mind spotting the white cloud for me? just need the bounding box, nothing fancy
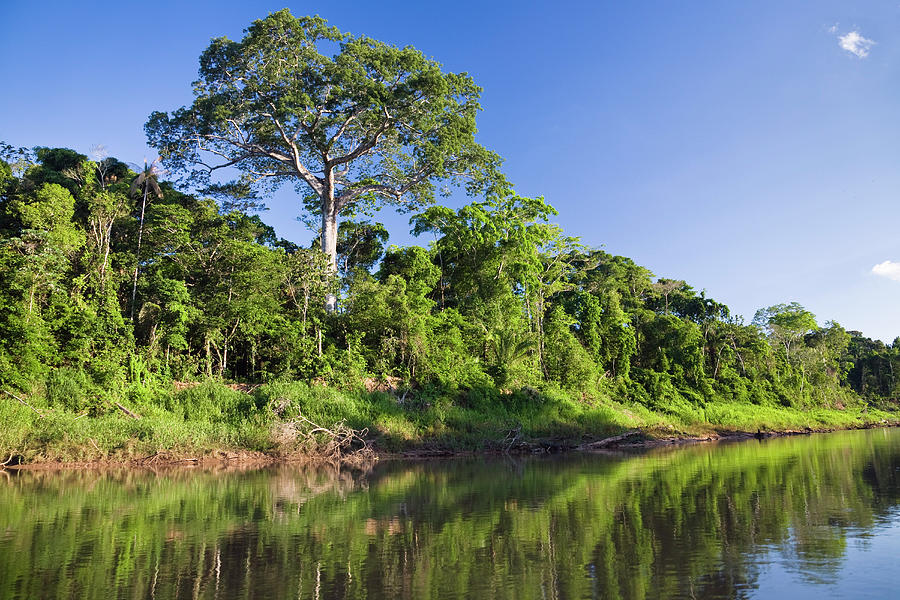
[828,23,838,34]
[872,260,900,281]
[838,30,875,58]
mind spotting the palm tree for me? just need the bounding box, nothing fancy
[129,159,164,320]
[487,327,537,387]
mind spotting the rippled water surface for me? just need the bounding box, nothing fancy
[3,428,900,599]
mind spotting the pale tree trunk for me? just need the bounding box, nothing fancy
[321,211,338,309]
[130,184,149,321]
[91,217,115,292]
[100,223,112,290]
[320,177,339,312]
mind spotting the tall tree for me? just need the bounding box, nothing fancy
[129,159,163,320]
[651,278,685,315]
[146,9,503,311]
[753,302,818,362]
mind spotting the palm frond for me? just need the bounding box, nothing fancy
[147,177,163,198]
[129,158,166,199]
[130,173,145,196]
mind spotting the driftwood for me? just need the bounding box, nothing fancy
[503,423,523,453]
[135,452,199,465]
[115,402,141,419]
[2,389,43,417]
[577,430,641,450]
[273,413,376,466]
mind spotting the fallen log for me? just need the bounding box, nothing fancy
[578,430,641,450]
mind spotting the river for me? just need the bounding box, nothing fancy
[2,428,899,599]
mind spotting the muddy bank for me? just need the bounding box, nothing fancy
[386,420,900,459]
[6,420,899,470]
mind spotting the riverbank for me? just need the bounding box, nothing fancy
[6,422,899,471]
[3,379,898,467]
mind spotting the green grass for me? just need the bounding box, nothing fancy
[1,379,898,464]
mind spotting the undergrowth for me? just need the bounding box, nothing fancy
[1,378,898,464]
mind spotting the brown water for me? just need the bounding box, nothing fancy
[2,428,900,599]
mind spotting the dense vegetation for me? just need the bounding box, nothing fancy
[0,140,897,462]
[1,11,898,462]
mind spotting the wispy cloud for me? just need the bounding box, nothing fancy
[872,260,900,281]
[838,30,875,58]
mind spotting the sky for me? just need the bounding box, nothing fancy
[2,0,900,341]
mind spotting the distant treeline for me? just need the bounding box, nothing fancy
[0,143,897,415]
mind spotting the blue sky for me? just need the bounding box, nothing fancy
[2,1,899,341]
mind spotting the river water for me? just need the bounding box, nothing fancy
[2,428,900,599]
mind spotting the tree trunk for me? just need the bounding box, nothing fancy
[320,192,339,313]
[130,185,149,321]
[221,339,228,378]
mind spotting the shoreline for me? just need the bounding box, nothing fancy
[6,420,898,471]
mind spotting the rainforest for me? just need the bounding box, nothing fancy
[1,139,898,463]
[1,11,899,464]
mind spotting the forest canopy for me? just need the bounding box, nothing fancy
[1,140,896,416]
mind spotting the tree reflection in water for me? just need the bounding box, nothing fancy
[1,428,899,599]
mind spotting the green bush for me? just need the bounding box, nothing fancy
[44,367,98,413]
[165,382,263,424]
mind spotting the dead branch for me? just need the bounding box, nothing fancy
[273,413,377,466]
[136,452,161,465]
[115,402,141,419]
[503,422,523,454]
[2,389,43,417]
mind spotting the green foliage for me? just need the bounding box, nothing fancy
[1,139,896,460]
[44,367,98,413]
[163,382,264,425]
[542,304,598,391]
[336,219,389,275]
[1,14,898,460]
[146,9,504,289]
[573,290,635,378]
[753,302,818,360]
[843,331,900,404]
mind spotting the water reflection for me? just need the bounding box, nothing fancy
[2,429,899,599]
